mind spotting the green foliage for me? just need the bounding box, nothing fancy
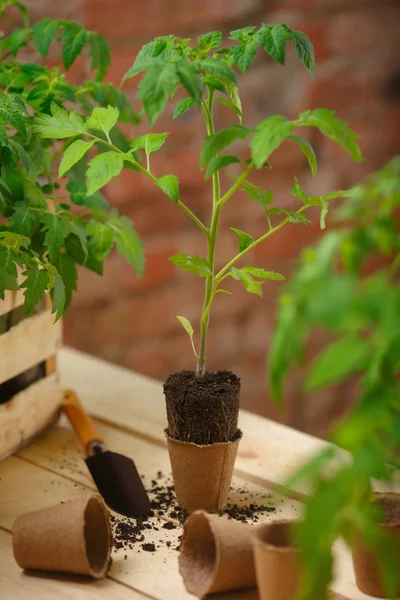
[251,116,293,168]
[155,175,180,203]
[269,157,400,597]
[200,126,250,169]
[0,1,143,318]
[169,254,211,276]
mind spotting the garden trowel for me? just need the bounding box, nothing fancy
[62,389,150,518]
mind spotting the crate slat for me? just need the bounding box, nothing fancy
[0,309,61,385]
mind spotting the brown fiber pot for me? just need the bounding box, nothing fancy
[351,492,400,597]
[253,520,301,600]
[166,431,242,513]
[179,510,257,596]
[12,493,112,578]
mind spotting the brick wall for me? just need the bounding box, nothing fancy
[29,0,400,436]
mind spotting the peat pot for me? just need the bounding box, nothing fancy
[352,492,400,597]
[0,291,62,461]
[164,370,242,513]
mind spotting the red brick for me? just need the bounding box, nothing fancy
[328,8,400,54]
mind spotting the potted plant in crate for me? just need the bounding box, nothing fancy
[0,1,143,459]
[35,24,362,512]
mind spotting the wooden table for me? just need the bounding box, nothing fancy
[0,347,375,599]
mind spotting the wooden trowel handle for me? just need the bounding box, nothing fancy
[62,389,104,456]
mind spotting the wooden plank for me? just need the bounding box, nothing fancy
[0,289,24,318]
[0,529,142,600]
[0,373,61,461]
[0,309,62,385]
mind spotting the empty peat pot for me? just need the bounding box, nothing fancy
[351,492,400,597]
[12,492,112,578]
[164,370,242,513]
[253,520,301,600]
[179,510,257,596]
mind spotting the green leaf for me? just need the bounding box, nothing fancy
[216,97,242,121]
[176,315,197,357]
[155,174,179,203]
[320,199,329,230]
[290,30,315,77]
[291,177,308,203]
[0,102,26,138]
[21,265,49,315]
[200,125,250,169]
[198,31,222,52]
[86,152,124,196]
[229,26,256,43]
[130,133,169,154]
[169,253,211,276]
[256,24,288,65]
[9,203,39,236]
[173,97,195,119]
[3,27,32,54]
[112,215,144,277]
[205,155,240,180]
[225,80,243,122]
[86,220,114,261]
[33,102,86,139]
[269,208,310,224]
[231,228,253,252]
[289,135,317,177]
[235,178,274,205]
[51,273,65,321]
[89,33,111,81]
[242,266,286,280]
[0,268,19,299]
[59,253,77,311]
[0,246,18,277]
[60,22,87,70]
[298,109,362,162]
[231,40,258,72]
[41,213,65,263]
[33,18,59,57]
[59,140,95,177]
[177,61,202,105]
[198,58,237,83]
[138,63,178,125]
[306,335,369,390]
[203,75,227,93]
[86,105,119,135]
[251,115,293,168]
[230,266,263,296]
[68,221,88,258]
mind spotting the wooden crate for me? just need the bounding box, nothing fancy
[0,288,62,461]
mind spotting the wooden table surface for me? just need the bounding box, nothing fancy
[0,347,382,599]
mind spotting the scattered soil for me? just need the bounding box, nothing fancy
[164,370,240,444]
[111,471,281,556]
[375,493,400,526]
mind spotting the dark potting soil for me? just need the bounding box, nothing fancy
[110,471,281,556]
[376,494,400,525]
[164,370,240,444]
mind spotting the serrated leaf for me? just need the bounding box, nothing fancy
[130,133,168,154]
[86,220,114,261]
[242,266,285,280]
[198,31,222,52]
[3,27,32,55]
[216,97,242,121]
[173,97,195,119]
[60,23,87,70]
[21,265,49,315]
[200,125,250,169]
[59,140,95,177]
[86,152,124,196]
[203,75,227,93]
[290,30,315,77]
[0,102,26,138]
[289,135,317,177]
[33,18,59,57]
[155,175,179,203]
[89,33,111,81]
[234,178,274,205]
[59,253,77,311]
[138,63,178,125]
[169,254,211,276]
[231,40,258,72]
[198,58,237,83]
[225,80,243,121]
[0,246,18,277]
[51,272,65,321]
[9,203,39,236]
[298,108,362,162]
[256,24,288,65]
[230,266,263,296]
[33,102,86,139]
[0,268,19,299]
[231,228,253,252]
[205,155,240,180]
[41,213,65,263]
[9,139,35,178]
[86,105,119,135]
[291,177,308,203]
[269,208,310,224]
[177,61,202,105]
[112,214,144,277]
[68,220,88,258]
[306,335,369,390]
[251,115,293,168]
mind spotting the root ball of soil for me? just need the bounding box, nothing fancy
[164,370,240,445]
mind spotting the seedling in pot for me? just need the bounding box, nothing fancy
[40,24,362,511]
